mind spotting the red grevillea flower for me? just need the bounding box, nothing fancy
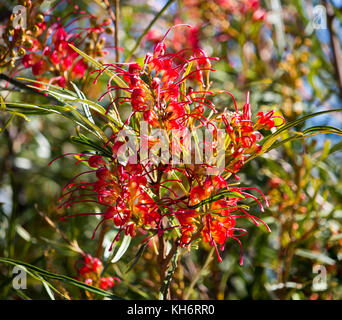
[22,24,88,87]
[75,254,120,290]
[53,154,160,251]
[19,4,111,88]
[51,24,283,265]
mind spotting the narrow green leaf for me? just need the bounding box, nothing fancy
[188,190,245,209]
[68,44,128,89]
[247,108,342,162]
[295,249,335,265]
[158,246,179,300]
[125,238,152,273]
[0,114,15,134]
[17,77,77,97]
[0,96,6,111]
[111,234,132,263]
[41,277,56,300]
[268,125,342,151]
[70,81,95,124]
[71,135,112,158]
[0,257,123,299]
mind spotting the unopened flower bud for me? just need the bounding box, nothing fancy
[105,27,113,34]
[31,25,40,36]
[103,18,111,26]
[36,14,44,23]
[24,39,33,48]
[18,47,26,56]
[7,28,14,36]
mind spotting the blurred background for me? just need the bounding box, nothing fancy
[0,0,342,299]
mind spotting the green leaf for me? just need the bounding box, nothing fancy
[0,96,6,111]
[70,81,95,124]
[0,257,123,299]
[0,113,15,134]
[268,125,342,151]
[71,134,112,158]
[68,44,127,89]
[111,234,132,263]
[14,290,32,300]
[329,139,342,155]
[188,189,245,210]
[17,77,77,97]
[40,276,56,300]
[158,246,179,300]
[125,238,152,273]
[247,108,342,162]
[295,249,335,265]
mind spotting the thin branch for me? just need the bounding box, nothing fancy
[34,204,85,256]
[114,0,120,64]
[325,0,342,99]
[102,0,116,25]
[126,0,176,61]
[184,247,214,300]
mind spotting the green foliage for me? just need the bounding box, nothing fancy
[1,0,342,301]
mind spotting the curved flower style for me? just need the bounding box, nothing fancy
[52,25,283,265]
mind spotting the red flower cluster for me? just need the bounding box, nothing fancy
[176,175,271,263]
[218,0,267,21]
[52,25,283,265]
[57,155,160,250]
[221,92,284,173]
[18,4,111,88]
[23,25,87,87]
[75,254,120,290]
[97,24,217,132]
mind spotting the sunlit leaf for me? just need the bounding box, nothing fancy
[111,234,132,263]
[0,257,123,299]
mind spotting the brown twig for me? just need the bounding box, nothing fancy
[184,247,214,300]
[114,0,120,64]
[102,0,116,25]
[325,0,342,99]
